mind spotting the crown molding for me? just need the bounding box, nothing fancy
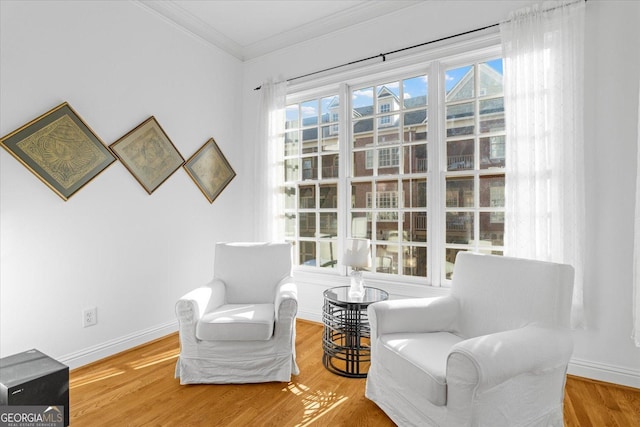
[135,0,245,59]
[134,0,422,61]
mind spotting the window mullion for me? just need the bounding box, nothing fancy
[339,83,351,270]
[430,61,443,286]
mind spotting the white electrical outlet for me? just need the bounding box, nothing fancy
[83,307,97,328]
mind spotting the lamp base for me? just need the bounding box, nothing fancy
[348,270,365,299]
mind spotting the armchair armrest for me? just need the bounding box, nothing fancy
[274,277,298,322]
[448,325,574,390]
[175,279,226,324]
[368,296,459,339]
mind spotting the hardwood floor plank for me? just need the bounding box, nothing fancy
[69,320,640,426]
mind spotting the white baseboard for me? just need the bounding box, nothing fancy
[59,320,178,370]
[298,310,322,324]
[58,317,640,391]
[301,311,640,389]
[568,357,640,389]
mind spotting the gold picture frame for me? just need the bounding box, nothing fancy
[110,116,184,195]
[0,102,116,201]
[184,138,236,204]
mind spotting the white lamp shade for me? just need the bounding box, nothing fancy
[343,238,372,268]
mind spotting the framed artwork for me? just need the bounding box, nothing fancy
[184,138,236,204]
[0,102,116,201]
[110,116,184,195]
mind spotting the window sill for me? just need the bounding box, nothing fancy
[292,268,450,299]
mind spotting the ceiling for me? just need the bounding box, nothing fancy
[137,0,422,61]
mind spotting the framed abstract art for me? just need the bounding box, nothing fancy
[183,138,235,203]
[0,102,116,201]
[110,116,184,195]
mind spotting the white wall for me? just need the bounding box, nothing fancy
[0,0,248,367]
[242,0,640,387]
[2,0,639,389]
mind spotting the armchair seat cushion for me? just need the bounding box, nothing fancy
[196,303,275,341]
[379,331,464,406]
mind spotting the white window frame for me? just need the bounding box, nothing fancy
[283,36,503,289]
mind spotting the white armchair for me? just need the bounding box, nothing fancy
[365,252,574,426]
[175,242,299,384]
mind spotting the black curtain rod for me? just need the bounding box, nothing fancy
[254,0,585,91]
[253,22,497,91]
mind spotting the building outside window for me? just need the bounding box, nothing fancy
[283,46,505,286]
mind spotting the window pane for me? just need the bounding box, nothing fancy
[300,241,316,266]
[403,75,428,108]
[378,82,400,112]
[446,212,473,244]
[479,98,505,133]
[299,213,316,237]
[301,157,317,180]
[376,212,398,240]
[378,115,400,143]
[321,125,338,152]
[375,250,394,274]
[319,240,337,268]
[321,154,339,179]
[285,159,298,181]
[446,65,474,101]
[405,246,427,277]
[376,244,398,274]
[479,175,505,208]
[351,212,370,239]
[285,213,296,237]
[301,100,318,125]
[479,212,504,247]
[447,139,474,171]
[320,212,337,237]
[404,144,428,173]
[402,212,427,242]
[402,178,427,208]
[302,127,318,153]
[353,118,374,148]
[479,59,503,97]
[351,181,371,209]
[285,131,299,156]
[377,147,400,174]
[480,136,505,169]
[446,102,475,136]
[319,184,337,209]
[299,185,315,209]
[284,186,296,209]
[446,177,474,208]
[353,87,374,116]
[404,109,427,139]
[321,95,339,123]
[376,181,399,208]
[286,105,299,129]
[352,150,373,177]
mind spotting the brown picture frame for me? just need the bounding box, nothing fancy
[0,102,116,201]
[110,116,184,195]
[183,138,236,204]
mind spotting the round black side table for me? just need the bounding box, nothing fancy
[322,286,389,378]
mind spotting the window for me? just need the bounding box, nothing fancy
[284,95,340,268]
[283,47,505,286]
[444,59,506,279]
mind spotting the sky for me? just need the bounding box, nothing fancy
[286,58,503,123]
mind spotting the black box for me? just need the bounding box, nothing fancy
[0,349,69,426]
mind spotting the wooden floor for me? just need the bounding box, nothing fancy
[70,320,640,426]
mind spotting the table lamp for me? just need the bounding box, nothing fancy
[344,238,371,299]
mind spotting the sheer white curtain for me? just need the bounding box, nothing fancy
[254,80,287,242]
[634,84,640,346]
[500,0,585,327]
